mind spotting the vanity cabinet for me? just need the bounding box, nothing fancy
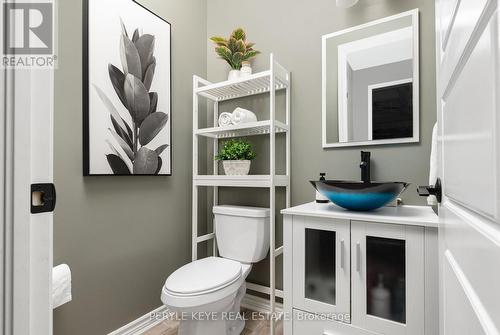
[350,221,424,335]
[282,203,438,335]
[292,216,350,319]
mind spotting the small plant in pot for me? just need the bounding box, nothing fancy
[210,28,260,81]
[215,139,257,175]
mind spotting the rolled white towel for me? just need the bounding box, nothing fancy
[218,112,233,127]
[52,264,72,309]
[231,107,257,124]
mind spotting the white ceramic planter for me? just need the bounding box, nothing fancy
[228,69,241,81]
[222,160,251,175]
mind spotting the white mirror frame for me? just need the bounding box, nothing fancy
[321,9,420,148]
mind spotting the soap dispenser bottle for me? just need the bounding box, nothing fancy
[371,273,391,319]
[316,173,329,203]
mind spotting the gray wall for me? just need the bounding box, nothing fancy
[207,0,436,207]
[207,0,436,286]
[53,1,206,334]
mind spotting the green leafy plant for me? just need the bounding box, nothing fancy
[93,19,169,175]
[215,139,257,161]
[210,28,260,70]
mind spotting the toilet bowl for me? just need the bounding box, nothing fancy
[161,257,252,335]
[161,205,270,335]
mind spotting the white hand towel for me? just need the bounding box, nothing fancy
[428,123,438,206]
[52,264,72,309]
[231,107,257,125]
[218,112,233,127]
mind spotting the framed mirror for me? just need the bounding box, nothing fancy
[322,9,419,148]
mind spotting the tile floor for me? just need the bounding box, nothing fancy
[144,309,283,335]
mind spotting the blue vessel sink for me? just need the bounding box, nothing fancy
[310,180,409,211]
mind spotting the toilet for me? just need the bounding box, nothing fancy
[161,205,270,335]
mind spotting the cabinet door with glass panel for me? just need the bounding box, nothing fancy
[351,221,424,335]
[292,216,350,321]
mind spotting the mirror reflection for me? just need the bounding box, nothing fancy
[322,11,419,147]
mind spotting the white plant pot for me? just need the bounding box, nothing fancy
[228,69,241,81]
[222,160,251,176]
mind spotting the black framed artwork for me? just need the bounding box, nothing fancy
[83,0,172,175]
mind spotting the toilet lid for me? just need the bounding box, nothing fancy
[165,257,242,295]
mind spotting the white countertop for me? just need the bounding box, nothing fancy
[281,202,439,228]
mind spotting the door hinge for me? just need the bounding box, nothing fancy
[31,183,56,214]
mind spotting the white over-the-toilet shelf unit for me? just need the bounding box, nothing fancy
[192,54,290,333]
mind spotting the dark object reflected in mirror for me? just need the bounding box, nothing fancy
[371,81,413,140]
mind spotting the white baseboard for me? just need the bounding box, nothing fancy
[241,293,283,314]
[107,294,281,335]
[107,305,169,335]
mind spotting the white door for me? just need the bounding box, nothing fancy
[0,43,54,335]
[435,0,500,334]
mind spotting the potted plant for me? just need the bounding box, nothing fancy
[215,139,257,175]
[210,28,260,81]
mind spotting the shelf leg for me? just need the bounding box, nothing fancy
[192,185,198,261]
[213,101,219,257]
[270,186,276,335]
[286,82,291,209]
[192,76,199,261]
[269,53,276,335]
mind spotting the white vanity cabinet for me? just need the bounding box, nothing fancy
[282,202,439,335]
[292,216,351,319]
[350,221,425,335]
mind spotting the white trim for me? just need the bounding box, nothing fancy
[337,43,350,142]
[339,28,413,71]
[241,294,283,315]
[444,251,500,335]
[1,56,14,335]
[323,8,419,40]
[323,136,419,148]
[322,35,328,147]
[107,305,169,335]
[322,9,420,148]
[367,78,413,140]
[444,201,500,247]
[3,31,55,335]
[106,296,282,335]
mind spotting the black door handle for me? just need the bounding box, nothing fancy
[417,178,442,203]
[31,183,56,214]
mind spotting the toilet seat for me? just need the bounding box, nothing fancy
[161,257,251,309]
[165,257,242,296]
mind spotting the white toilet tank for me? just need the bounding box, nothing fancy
[213,205,270,263]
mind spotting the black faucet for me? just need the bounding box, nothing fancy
[360,151,371,183]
